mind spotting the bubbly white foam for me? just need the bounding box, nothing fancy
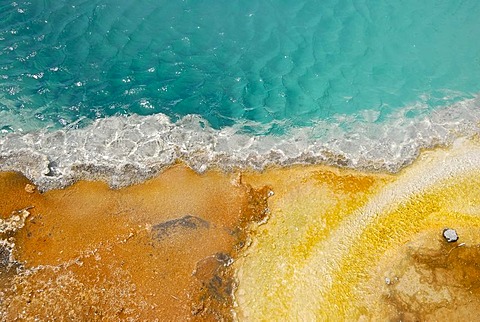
[1,96,480,190]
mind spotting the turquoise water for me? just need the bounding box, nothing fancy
[1,0,480,133]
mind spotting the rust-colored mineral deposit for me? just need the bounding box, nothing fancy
[0,165,270,321]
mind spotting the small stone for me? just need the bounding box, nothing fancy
[442,228,458,243]
[24,184,36,194]
[0,244,11,269]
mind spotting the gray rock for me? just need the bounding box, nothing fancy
[0,244,10,269]
[442,228,459,243]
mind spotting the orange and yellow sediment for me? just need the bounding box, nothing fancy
[2,138,480,320]
[235,137,480,320]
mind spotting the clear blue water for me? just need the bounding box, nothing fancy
[1,0,480,134]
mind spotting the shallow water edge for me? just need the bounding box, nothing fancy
[1,95,480,191]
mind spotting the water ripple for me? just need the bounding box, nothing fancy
[0,0,480,133]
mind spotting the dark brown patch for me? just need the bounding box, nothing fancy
[152,215,210,240]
